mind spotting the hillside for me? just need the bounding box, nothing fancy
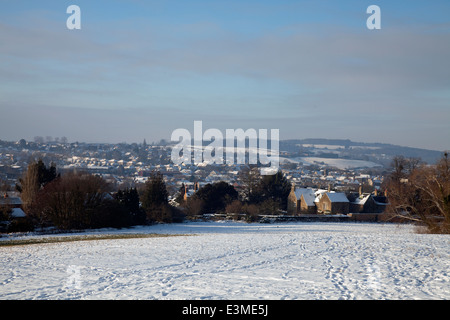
[280,139,444,167]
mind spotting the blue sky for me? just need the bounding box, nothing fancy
[1,0,449,150]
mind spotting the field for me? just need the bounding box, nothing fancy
[282,156,382,169]
[0,221,449,300]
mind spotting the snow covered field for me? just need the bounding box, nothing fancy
[283,156,382,169]
[0,222,449,300]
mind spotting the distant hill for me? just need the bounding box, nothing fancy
[280,139,444,167]
[168,137,444,168]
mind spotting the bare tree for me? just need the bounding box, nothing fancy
[385,153,450,233]
[238,165,261,202]
[34,172,110,230]
[405,157,423,172]
[16,160,58,213]
[34,136,44,144]
[17,162,40,213]
[389,155,422,181]
[0,194,12,222]
[225,200,243,214]
[183,197,204,216]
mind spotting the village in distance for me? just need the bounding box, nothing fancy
[0,136,448,234]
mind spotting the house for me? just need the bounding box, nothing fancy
[287,185,316,215]
[11,208,26,218]
[299,191,317,214]
[348,192,389,213]
[349,193,376,213]
[0,193,26,222]
[372,195,389,213]
[0,192,22,209]
[316,192,349,214]
[287,182,390,216]
[182,182,201,202]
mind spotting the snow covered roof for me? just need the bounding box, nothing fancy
[293,188,314,200]
[0,196,22,206]
[11,208,26,218]
[301,192,316,206]
[352,194,371,205]
[325,192,349,203]
[315,189,328,196]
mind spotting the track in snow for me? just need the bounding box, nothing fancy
[0,222,449,299]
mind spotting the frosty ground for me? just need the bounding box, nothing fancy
[0,221,448,300]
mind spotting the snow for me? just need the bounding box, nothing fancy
[301,190,316,207]
[10,208,26,218]
[283,157,382,169]
[353,194,371,205]
[293,188,314,200]
[325,192,350,203]
[0,222,449,300]
[292,188,316,206]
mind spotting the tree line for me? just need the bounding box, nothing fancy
[2,160,291,232]
[2,160,182,231]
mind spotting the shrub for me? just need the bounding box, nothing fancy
[7,218,34,233]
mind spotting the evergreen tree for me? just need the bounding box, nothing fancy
[174,183,186,205]
[35,159,58,187]
[141,171,172,222]
[250,170,291,211]
[193,181,238,213]
[115,187,140,214]
[142,171,168,210]
[115,187,145,225]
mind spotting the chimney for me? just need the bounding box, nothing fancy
[291,183,296,193]
[359,184,362,196]
[183,185,188,201]
[328,184,331,193]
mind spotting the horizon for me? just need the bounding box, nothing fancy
[1,1,449,151]
[2,135,445,153]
